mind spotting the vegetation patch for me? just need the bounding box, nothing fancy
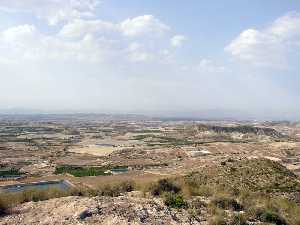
[164,193,187,209]
[229,214,247,225]
[211,196,243,211]
[97,180,135,197]
[255,208,288,225]
[0,168,23,177]
[55,165,112,177]
[149,179,181,196]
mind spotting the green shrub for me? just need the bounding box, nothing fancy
[164,193,187,209]
[254,208,288,225]
[150,179,181,196]
[0,168,23,177]
[211,197,243,211]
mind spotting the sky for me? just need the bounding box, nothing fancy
[0,0,300,119]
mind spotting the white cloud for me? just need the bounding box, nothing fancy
[120,15,170,37]
[2,24,37,42]
[126,42,154,63]
[0,24,118,63]
[170,35,187,48]
[0,0,100,25]
[269,12,300,39]
[0,8,187,81]
[55,15,179,63]
[225,12,300,68]
[59,19,116,38]
[59,15,171,40]
[0,21,173,65]
[197,59,226,73]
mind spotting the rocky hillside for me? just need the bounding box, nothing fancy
[0,195,206,225]
[186,158,300,195]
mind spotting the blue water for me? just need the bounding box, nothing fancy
[1,180,72,193]
[110,167,129,173]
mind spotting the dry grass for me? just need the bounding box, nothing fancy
[0,187,78,216]
[96,180,135,197]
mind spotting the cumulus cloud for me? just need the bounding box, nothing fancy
[0,0,100,25]
[59,15,171,40]
[59,19,116,38]
[0,1,177,65]
[170,35,187,48]
[0,12,181,65]
[120,15,170,37]
[269,12,300,39]
[225,12,300,68]
[0,24,118,63]
[0,22,172,65]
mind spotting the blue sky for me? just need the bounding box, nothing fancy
[0,0,299,119]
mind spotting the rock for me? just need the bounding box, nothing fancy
[78,209,93,220]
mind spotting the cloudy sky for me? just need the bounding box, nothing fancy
[0,0,300,119]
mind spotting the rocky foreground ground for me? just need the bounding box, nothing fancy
[0,195,207,225]
[2,158,300,225]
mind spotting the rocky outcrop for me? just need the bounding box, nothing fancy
[0,195,207,225]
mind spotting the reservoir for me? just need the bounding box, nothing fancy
[110,167,129,174]
[0,180,73,193]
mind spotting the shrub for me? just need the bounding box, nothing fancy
[97,180,135,197]
[77,186,98,197]
[254,208,288,225]
[0,168,23,177]
[98,184,120,197]
[164,193,187,209]
[118,180,135,192]
[229,214,248,225]
[211,197,243,211]
[150,179,181,196]
[0,198,9,216]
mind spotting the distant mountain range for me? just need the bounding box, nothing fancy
[0,108,299,122]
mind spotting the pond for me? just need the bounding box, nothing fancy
[110,167,129,174]
[0,180,73,193]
